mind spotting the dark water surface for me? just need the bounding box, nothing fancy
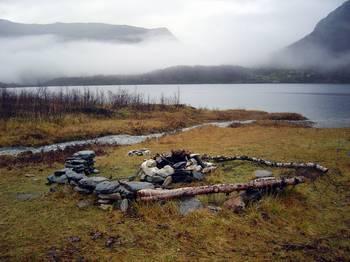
[19,83,350,127]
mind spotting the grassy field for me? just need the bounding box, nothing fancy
[0,125,349,261]
[0,107,305,147]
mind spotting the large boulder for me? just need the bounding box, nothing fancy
[78,177,108,190]
[94,181,120,195]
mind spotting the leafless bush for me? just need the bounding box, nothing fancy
[0,87,182,120]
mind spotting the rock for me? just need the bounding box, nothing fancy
[116,185,134,199]
[119,199,129,213]
[73,150,96,159]
[78,177,108,190]
[54,168,69,177]
[254,170,273,178]
[98,193,122,200]
[179,197,203,215]
[69,180,79,187]
[157,165,175,178]
[77,199,94,209]
[140,159,158,176]
[173,161,187,169]
[92,169,100,174]
[24,174,35,178]
[192,171,204,181]
[65,170,87,182]
[191,154,207,168]
[172,170,195,183]
[223,195,246,213]
[47,174,68,185]
[241,189,263,203]
[202,166,217,174]
[142,175,165,184]
[162,176,173,188]
[97,199,113,204]
[186,164,203,172]
[16,192,41,201]
[74,186,92,195]
[120,181,155,192]
[99,204,113,211]
[128,148,151,156]
[94,181,120,195]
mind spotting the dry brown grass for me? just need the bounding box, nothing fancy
[0,126,349,260]
[0,108,306,147]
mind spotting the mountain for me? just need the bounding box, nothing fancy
[39,65,350,86]
[0,19,175,43]
[277,0,350,69]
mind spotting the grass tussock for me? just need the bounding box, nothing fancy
[0,126,349,260]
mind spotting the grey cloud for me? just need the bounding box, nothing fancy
[0,0,346,82]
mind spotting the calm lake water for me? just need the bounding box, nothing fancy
[22,83,350,128]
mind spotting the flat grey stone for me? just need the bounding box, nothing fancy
[94,181,120,194]
[65,170,87,182]
[47,174,68,184]
[74,186,92,194]
[98,193,122,200]
[16,192,41,201]
[73,150,96,159]
[97,199,113,204]
[179,197,203,215]
[78,177,108,190]
[54,168,70,177]
[143,175,165,184]
[254,170,273,179]
[115,185,134,198]
[120,181,155,192]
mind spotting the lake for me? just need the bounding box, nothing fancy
[21,83,350,128]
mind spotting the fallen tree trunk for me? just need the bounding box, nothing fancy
[138,176,305,202]
[204,155,328,173]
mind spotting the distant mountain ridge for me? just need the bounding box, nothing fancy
[0,19,175,43]
[36,65,350,86]
[278,0,350,68]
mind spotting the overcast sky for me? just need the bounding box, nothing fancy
[0,0,346,82]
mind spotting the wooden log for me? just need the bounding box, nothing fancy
[138,176,305,202]
[205,155,328,173]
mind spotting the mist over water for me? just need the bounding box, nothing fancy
[0,0,346,83]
